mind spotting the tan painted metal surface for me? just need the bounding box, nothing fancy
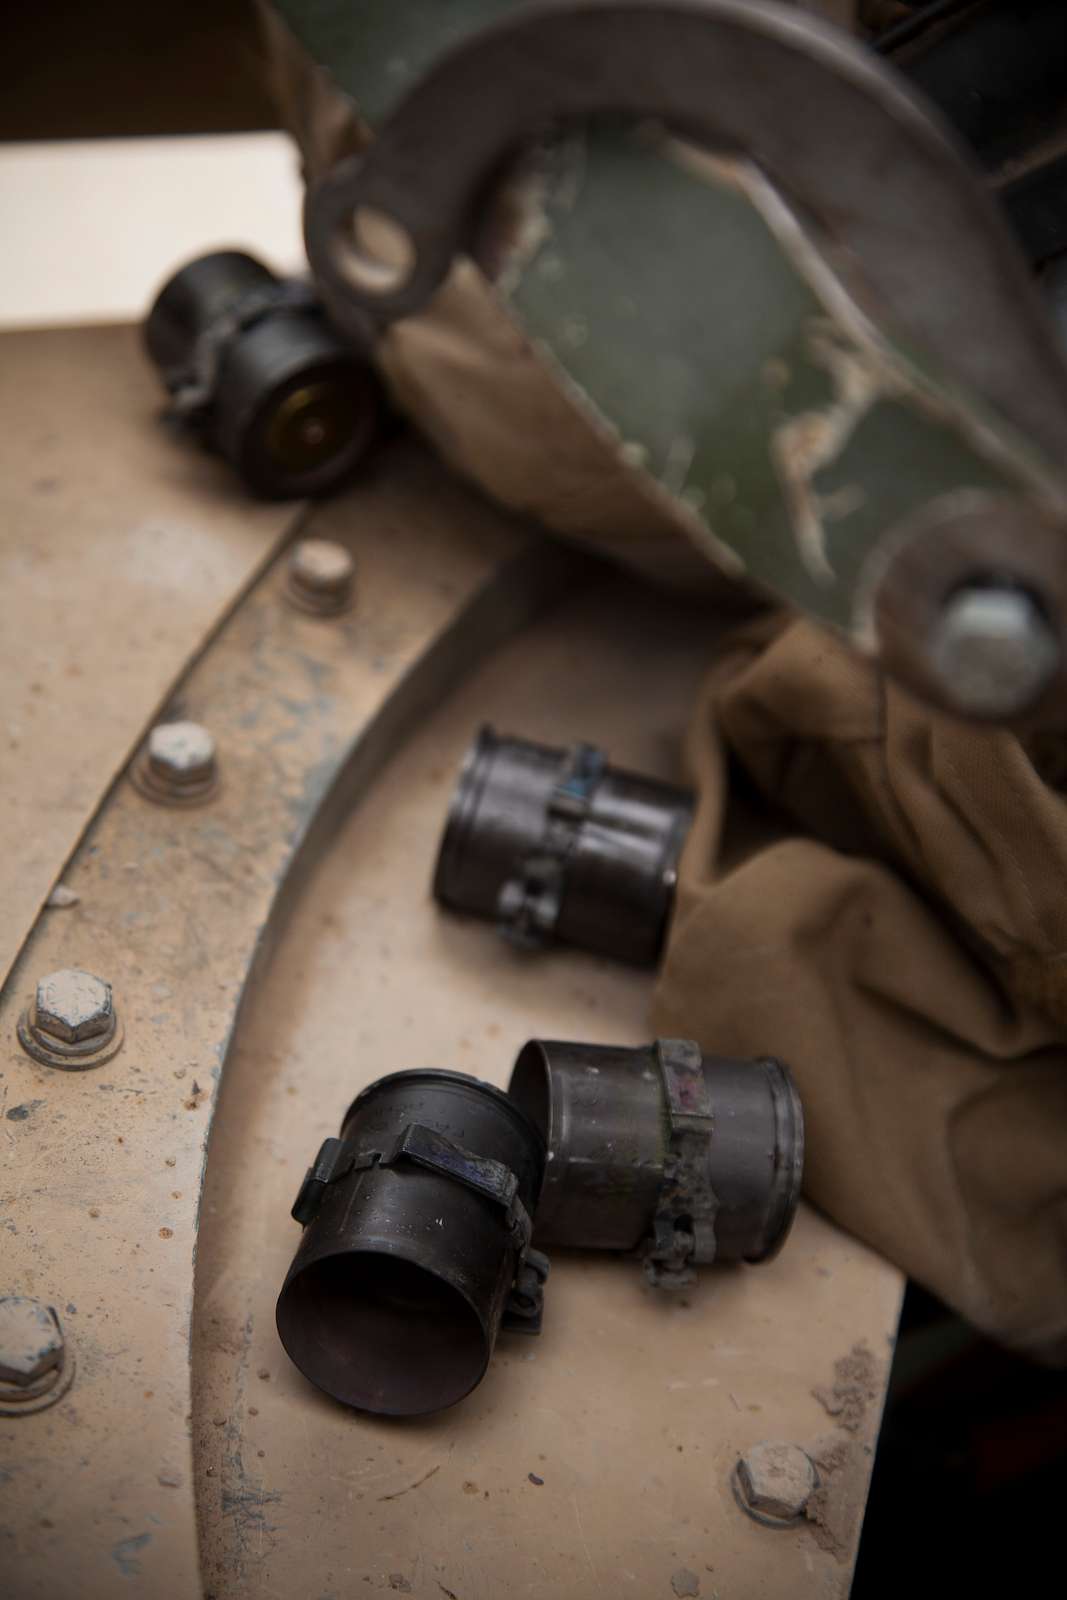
[0,424,573,1597]
[0,324,300,992]
[194,573,902,1600]
[1,325,901,1599]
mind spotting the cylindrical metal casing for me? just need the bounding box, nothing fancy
[210,310,380,497]
[511,1040,666,1251]
[277,1070,544,1417]
[145,249,380,498]
[696,1053,803,1263]
[433,727,693,965]
[509,1040,803,1272]
[144,250,274,378]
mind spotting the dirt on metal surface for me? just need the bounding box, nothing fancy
[812,1342,882,1433]
[0,420,566,1597]
[0,324,298,993]
[805,1436,869,1561]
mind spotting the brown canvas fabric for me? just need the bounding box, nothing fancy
[654,613,1067,1364]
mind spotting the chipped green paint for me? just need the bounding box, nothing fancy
[276,0,1063,631]
[501,128,1044,627]
[273,0,519,124]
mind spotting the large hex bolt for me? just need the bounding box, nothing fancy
[930,585,1060,718]
[0,1297,75,1414]
[36,969,113,1044]
[17,967,123,1069]
[134,720,219,805]
[285,537,355,616]
[733,1441,817,1527]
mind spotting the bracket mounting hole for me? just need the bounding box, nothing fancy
[332,206,416,295]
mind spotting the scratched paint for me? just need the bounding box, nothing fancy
[111,1533,152,1578]
[503,126,1057,633]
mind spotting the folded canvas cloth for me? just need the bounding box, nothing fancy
[654,613,1067,1363]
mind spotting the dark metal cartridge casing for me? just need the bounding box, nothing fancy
[145,249,380,498]
[433,727,693,965]
[277,1070,546,1417]
[509,1039,803,1287]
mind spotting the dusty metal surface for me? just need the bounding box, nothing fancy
[0,324,299,994]
[193,571,902,1599]
[0,313,900,1597]
[0,428,575,1597]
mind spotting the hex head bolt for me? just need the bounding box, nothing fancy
[133,719,219,805]
[285,538,355,616]
[17,967,124,1070]
[0,1297,75,1415]
[930,585,1059,719]
[733,1440,818,1528]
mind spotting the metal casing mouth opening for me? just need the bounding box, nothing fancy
[342,1066,545,1161]
[144,247,381,500]
[431,725,498,910]
[744,1057,805,1264]
[276,1245,489,1417]
[508,1040,551,1140]
[219,322,380,499]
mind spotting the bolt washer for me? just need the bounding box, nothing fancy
[17,1003,124,1071]
[131,727,220,807]
[730,1453,819,1529]
[285,538,356,617]
[0,1353,76,1416]
[0,1304,76,1418]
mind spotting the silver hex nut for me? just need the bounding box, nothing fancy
[34,968,114,1045]
[147,721,217,788]
[735,1440,816,1524]
[0,1298,65,1389]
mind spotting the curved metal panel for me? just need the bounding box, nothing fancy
[0,324,300,993]
[0,437,577,1598]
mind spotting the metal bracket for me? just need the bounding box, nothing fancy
[379,1121,534,1255]
[303,0,1067,480]
[291,1136,356,1225]
[502,1247,551,1336]
[496,741,605,947]
[643,1038,718,1289]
